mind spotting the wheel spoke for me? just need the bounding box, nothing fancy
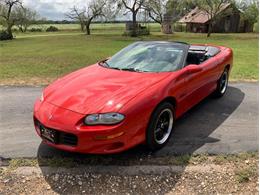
[155,128,162,133]
[163,121,169,127]
[154,108,174,145]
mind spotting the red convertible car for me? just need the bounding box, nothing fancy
[34,41,233,154]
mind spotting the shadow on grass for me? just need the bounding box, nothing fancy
[37,86,244,194]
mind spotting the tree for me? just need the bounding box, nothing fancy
[197,0,232,37]
[16,7,37,32]
[144,0,178,34]
[0,0,22,39]
[67,0,106,35]
[143,0,167,27]
[236,0,259,28]
[166,0,196,22]
[119,0,146,36]
[67,6,86,32]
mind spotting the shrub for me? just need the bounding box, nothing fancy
[0,31,13,41]
[123,27,150,37]
[46,26,59,32]
[138,28,150,36]
[30,28,42,32]
[12,28,19,33]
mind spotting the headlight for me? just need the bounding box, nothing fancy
[40,92,44,102]
[84,113,125,125]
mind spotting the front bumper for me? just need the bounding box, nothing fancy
[33,100,145,154]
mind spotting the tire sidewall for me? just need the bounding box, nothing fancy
[215,68,229,97]
[146,102,175,151]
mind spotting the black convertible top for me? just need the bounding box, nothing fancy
[189,45,221,57]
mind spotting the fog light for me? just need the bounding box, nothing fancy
[94,132,124,140]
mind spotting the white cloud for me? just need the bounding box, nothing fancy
[22,0,89,20]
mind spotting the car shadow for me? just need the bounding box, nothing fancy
[37,86,245,194]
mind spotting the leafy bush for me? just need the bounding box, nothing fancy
[12,28,19,33]
[0,31,13,41]
[123,27,150,36]
[30,28,42,32]
[138,28,150,36]
[46,26,59,32]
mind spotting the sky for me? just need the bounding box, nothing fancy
[23,0,89,20]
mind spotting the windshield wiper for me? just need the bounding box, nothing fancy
[120,67,145,72]
[109,67,122,70]
[100,64,146,72]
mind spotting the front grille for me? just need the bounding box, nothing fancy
[34,118,78,147]
[59,132,78,146]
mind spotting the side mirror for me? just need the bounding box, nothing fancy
[186,64,203,74]
[98,57,111,65]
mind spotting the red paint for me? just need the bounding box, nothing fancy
[33,44,233,154]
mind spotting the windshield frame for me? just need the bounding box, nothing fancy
[100,41,190,73]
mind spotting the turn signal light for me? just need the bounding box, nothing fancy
[94,132,124,140]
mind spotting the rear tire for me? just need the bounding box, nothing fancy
[146,102,175,151]
[214,68,229,98]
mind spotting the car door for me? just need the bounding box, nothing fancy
[183,57,220,112]
[182,63,206,112]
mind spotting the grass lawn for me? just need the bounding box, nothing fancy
[0,30,258,85]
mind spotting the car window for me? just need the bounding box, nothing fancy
[105,42,186,72]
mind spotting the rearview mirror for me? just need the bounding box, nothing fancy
[186,64,203,74]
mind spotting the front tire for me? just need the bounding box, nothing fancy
[214,68,229,98]
[146,102,175,151]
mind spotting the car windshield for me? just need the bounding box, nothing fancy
[104,42,186,72]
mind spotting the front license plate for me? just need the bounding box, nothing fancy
[40,126,57,143]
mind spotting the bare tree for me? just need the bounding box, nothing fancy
[67,0,106,35]
[16,7,37,32]
[66,6,86,32]
[119,0,146,36]
[143,0,168,32]
[197,0,232,37]
[0,0,22,39]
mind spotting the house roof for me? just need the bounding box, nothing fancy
[178,3,232,24]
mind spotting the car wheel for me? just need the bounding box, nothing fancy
[146,102,175,151]
[214,68,229,98]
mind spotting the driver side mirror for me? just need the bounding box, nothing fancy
[186,64,203,74]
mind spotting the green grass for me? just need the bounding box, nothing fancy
[235,166,258,183]
[0,29,258,85]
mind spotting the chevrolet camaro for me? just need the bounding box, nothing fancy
[33,41,233,154]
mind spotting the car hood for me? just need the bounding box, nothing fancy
[44,64,170,114]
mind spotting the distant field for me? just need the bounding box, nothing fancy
[0,23,162,33]
[0,29,258,85]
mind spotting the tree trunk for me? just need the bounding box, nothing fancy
[7,24,13,39]
[207,22,212,37]
[132,12,137,37]
[161,23,173,34]
[80,22,85,32]
[85,21,91,35]
[24,25,28,32]
[19,26,24,32]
